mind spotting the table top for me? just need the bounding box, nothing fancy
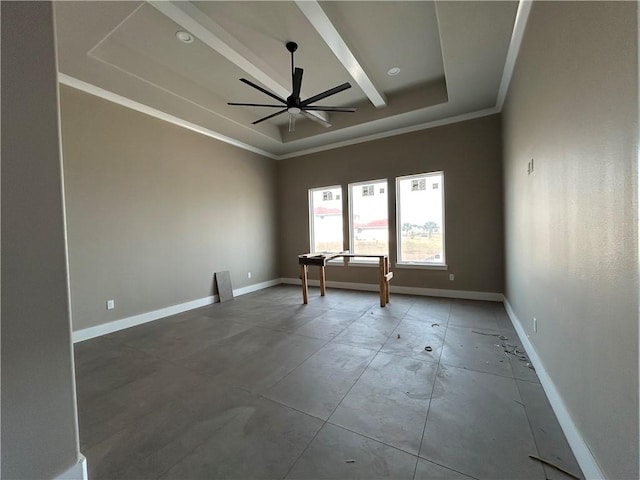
[298,252,387,266]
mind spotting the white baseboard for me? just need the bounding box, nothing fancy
[503,298,605,480]
[72,295,217,343]
[72,278,281,343]
[280,277,503,302]
[55,455,87,480]
[233,278,281,297]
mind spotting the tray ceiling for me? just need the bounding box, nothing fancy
[54,1,521,159]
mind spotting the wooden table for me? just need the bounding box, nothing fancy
[297,252,393,307]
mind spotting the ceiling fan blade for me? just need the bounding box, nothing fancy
[292,68,303,99]
[301,110,331,128]
[252,108,287,125]
[302,106,356,113]
[228,102,285,108]
[239,78,287,104]
[300,82,351,107]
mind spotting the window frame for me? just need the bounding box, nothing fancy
[308,185,344,254]
[348,178,389,264]
[395,171,446,268]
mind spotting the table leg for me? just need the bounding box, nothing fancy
[384,256,390,304]
[319,266,326,296]
[301,264,308,304]
[379,257,385,307]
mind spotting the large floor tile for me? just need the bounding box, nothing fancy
[405,297,452,323]
[275,305,328,331]
[364,298,413,318]
[78,363,209,450]
[263,342,376,420]
[363,306,406,323]
[509,351,540,383]
[329,352,437,455]
[420,365,545,479]
[476,314,540,383]
[73,337,165,403]
[381,317,446,362]
[292,309,361,340]
[331,293,380,313]
[440,325,513,378]
[448,299,500,331]
[109,315,253,361]
[493,306,517,333]
[333,314,401,350]
[517,381,583,480]
[414,458,477,479]
[286,423,417,480]
[210,334,326,392]
[84,382,246,479]
[231,304,325,332]
[175,326,295,378]
[158,397,323,480]
[302,287,350,308]
[244,285,308,305]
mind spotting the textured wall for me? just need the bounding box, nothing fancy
[60,87,278,331]
[502,2,638,478]
[1,2,80,478]
[277,114,504,295]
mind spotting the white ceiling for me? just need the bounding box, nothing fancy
[53,1,525,159]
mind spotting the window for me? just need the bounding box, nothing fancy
[396,172,445,265]
[349,179,388,261]
[309,186,343,253]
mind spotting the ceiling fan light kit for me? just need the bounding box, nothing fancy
[228,41,356,132]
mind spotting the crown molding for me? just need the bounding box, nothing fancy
[57,73,278,160]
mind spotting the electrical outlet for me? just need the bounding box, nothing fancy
[533,317,538,333]
[449,273,455,281]
[106,299,115,310]
[247,272,252,279]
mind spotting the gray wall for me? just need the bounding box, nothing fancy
[277,114,504,294]
[60,87,279,331]
[502,2,638,478]
[1,2,80,478]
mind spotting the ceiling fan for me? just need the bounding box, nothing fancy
[228,41,356,132]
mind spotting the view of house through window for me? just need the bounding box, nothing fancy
[309,174,444,265]
[396,172,445,265]
[309,186,343,252]
[349,179,389,260]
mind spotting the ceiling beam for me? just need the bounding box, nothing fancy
[295,0,387,108]
[148,1,330,125]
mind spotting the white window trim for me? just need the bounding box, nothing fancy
[309,185,343,254]
[348,178,389,263]
[395,171,446,267]
[395,263,448,270]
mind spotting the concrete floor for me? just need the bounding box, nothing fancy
[74,285,583,479]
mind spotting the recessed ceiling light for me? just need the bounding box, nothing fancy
[175,31,194,44]
[387,67,401,76]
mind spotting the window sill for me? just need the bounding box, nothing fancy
[395,263,448,270]
[347,261,379,267]
[326,260,345,266]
